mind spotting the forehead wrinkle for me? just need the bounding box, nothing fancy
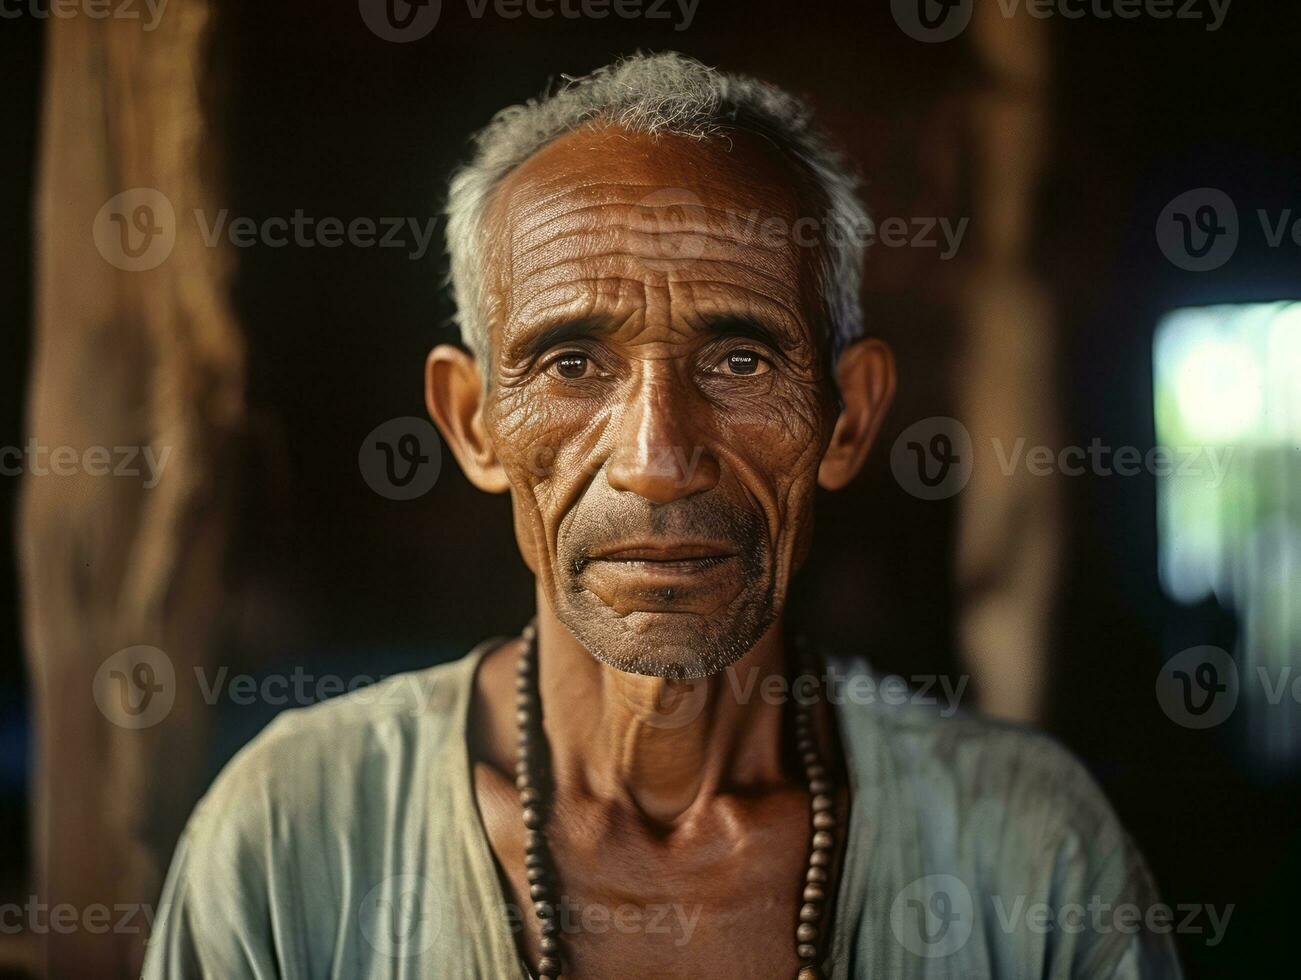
[512,169,808,218]
[486,125,828,362]
[513,267,666,322]
[512,278,646,335]
[512,200,800,261]
[666,279,806,330]
[670,283,816,355]
[512,252,797,301]
[510,269,810,351]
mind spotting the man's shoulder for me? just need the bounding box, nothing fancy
[190,646,487,829]
[830,655,1123,844]
[830,656,1179,975]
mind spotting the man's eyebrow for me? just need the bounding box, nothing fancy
[507,313,803,361]
[507,316,620,362]
[695,314,799,353]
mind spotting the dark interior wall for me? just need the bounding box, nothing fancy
[1047,13,1301,976]
[0,12,42,904]
[199,1,980,715]
[2,2,1298,976]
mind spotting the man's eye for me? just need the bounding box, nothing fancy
[716,348,771,377]
[546,352,594,380]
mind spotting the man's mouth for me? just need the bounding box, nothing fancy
[585,540,738,573]
[576,540,742,610]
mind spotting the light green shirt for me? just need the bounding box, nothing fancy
[142,641,1182,979]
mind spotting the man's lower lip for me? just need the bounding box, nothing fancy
[585,555,737,577]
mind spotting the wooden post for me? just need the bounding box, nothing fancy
[21,3,244,974]
[956,7,1062,722]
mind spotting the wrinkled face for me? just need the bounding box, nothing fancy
[481,125,836,678]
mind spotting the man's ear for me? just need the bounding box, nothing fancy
[818,337,896,491]
[425,345,511,493]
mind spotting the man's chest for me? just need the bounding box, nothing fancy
[474,764,829,979]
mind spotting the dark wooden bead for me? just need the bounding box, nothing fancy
[796,737,814,754]
[797,922,818,943]
[514,760,530,776]
[516,709,533,727]
[540,918,558,935]
[525,851,544,868]
[529,883,548,901]
[515,774,532,792]
[525,830,546,850]
[810,849,831,867]
[811,830,834,850]
[800,751,819,767]
[809,778,831,795]
[522,807,544,829]
[540,935,558,955]
[515,674,531,692]
[803,883,826,903]
[520,788,540,807]
[806,865,828,883]
[526,865,547,883]
[534,901,553,919]
[811,794,834,813]
[806,764,827,780]
[797,942,818,960]
[812,811,836,831]
[538,957,560,976]
[800,902,822,922]
[797,967,823,980]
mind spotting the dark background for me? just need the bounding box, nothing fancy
[2,1,1298,975]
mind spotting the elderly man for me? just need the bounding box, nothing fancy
[143,53,1180,979]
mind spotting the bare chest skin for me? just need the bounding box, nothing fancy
[469,638,849,980]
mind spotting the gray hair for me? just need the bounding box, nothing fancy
[444,51,869,366]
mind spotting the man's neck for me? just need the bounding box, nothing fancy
[528,596,794,827]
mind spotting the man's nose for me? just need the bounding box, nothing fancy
[606,375,720,503]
